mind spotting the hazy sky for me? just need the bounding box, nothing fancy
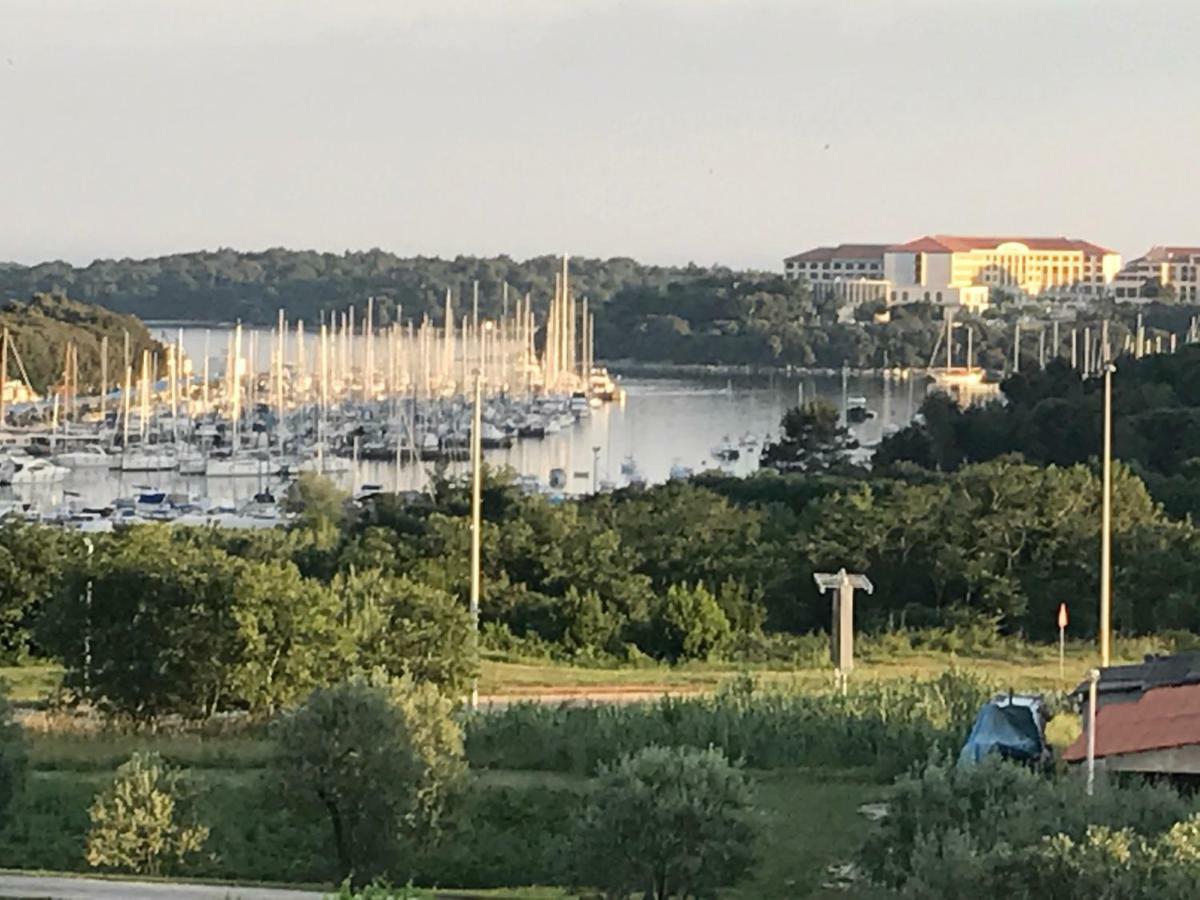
[2,0,1198,270]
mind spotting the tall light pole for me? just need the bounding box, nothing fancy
[469,371,483,710]
[83,537,94,699]
[1100,358,1114,668]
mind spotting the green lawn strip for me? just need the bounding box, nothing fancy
[729,769,888,900]
[2,647,1149,710]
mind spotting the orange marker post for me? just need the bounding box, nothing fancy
[1058,603,1069,684]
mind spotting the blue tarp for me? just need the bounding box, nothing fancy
[958,698,1046,767]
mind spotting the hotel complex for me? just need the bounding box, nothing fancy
[1112,246,1200,303]
[786,235,1123,310]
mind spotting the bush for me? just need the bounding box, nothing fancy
[645,583,731,662]
[272,675,464,884]
[861,758,1200,892]
[85,751,209,875]
[572,745,759,899]
[0,682,26,823]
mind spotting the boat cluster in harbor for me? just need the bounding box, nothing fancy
[0,256,628,528]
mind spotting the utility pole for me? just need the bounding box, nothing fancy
[592,445,601,494]
[1086,667,1100,796]
[1100,352,1114,668]
[469,371,483,710]
[813,569,873,692]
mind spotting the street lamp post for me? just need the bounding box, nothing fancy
[469,371,482,710]
[83,536,94,698]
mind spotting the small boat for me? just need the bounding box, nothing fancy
[1,456,69,485]
[846,396,876,424]
[669,462,693,481]
[711,438,740,462]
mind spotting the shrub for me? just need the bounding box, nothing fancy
[572,745,759,899]
[85,751,209,876]
[646,583,731,662]
[272,676,464,884]
[0,682,26,822]
[861,758,1200,892]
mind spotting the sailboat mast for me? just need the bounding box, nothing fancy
[0,327,7,428]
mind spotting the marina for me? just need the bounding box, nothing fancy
[0,258,931,527]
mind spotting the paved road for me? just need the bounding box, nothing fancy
[0,874,327,900]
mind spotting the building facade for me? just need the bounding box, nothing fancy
[783,244,889,294]
[1112,246,1200,302]
[785,235,1121,312]
[884,235,1121,310]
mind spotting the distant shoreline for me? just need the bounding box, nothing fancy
[601,359,927,379]
[143,322,928,380]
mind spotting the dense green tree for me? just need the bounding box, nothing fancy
[645,583,732,662]
[273,677,464,883]
[572,745,759,900]
[760,400,857,472]
[332,568,477,695]
[0,523,76,660]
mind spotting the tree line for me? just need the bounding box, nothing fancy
[3,449,1198,722]
[5,249,1199,371]
[0,293,161,394]
[877,342,1200,520]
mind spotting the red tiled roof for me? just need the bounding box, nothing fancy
[888,235,1116,256]
[785,243,891,263]
[1142,246,1200,262]
[1062,684,1200,762]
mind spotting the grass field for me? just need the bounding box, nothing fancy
[0,646,1114,899]
[2,638,1144,711]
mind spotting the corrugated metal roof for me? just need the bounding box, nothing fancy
[1062,683,1200,762]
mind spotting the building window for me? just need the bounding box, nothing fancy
[891,291,897,303]
[936,291,943,303]
[924,291,931,302]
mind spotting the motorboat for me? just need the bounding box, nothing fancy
[53,445,113,469]
[711,438,740,462]
[846,396,876,424]
[206,454,268,478]
[1,456,69,485]
[119,448,178,472]
[176,447,208,476]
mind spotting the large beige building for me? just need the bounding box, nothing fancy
[1112,246,1200,302]
[785,235,1121,311]
[884,235,1121,309]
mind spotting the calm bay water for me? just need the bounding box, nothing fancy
[3,325,926,511]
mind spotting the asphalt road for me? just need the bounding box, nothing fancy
[0,874,327,900]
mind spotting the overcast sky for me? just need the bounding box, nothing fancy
[2,0,1197,270]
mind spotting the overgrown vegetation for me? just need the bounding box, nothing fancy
[861,759,1200,899]
[466,671,993,779]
